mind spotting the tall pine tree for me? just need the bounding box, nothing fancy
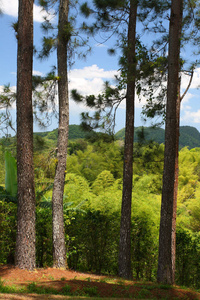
[52,0,70,268]
[157,0,183,284]
[77,0,168,279]
[15,0,36,270]
[118,0,137,279]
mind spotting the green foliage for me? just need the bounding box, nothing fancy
[5,151,17,197]
[27,282,59,295]
[176,229,200,288]
[67,142,123,183]
[64,173,91,207]
[1,131,200,288]
[36,201,53,267]
[66,208,120,274]
[79,286,99,297]
[34,153,57,180]
[132,212,159,281]
[0,279,25,294]
[61,284,72,295]
[187,195,200,232]
[68,139,88,155]
[91,170,115,195]
[0,200,17,264]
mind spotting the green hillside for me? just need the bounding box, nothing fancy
[34,124,89,140]
[115,125,200,149]
[2,124,200,150]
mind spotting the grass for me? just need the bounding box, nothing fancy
[0,279,26,294]
[27,282,59,295]
[0,276,199,300]
[75,286,100,297]
[60,276,66,281]
[0,280,99,298]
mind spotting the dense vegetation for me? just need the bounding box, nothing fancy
[1,127,200,288]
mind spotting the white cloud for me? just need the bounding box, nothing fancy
[12,71,44,77]
[1,0,51,23]
[184,105,192,110]
[69,77,105,97]
[68,65,119,114]
[33,70,44,76]
[69,65,149,111]
[181,109,200,124]
[33,4,51,23]
[70,64,119,80]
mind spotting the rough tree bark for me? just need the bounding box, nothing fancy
[157,0,183,285]
[15,0,36,270]
[118,0,137,280]
[52,0,69,268]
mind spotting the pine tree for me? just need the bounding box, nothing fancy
[15,0,36,270]
[37,0,89,268]
[76,0,168,279]
[52,0,70,268]
[118,0,137,280]
[157,0,183,284]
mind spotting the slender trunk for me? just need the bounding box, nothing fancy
[15,0,35,270]
[52,0,69,268]
[172,78,181,270]
[157,0,183,284]
[118,0,137,280]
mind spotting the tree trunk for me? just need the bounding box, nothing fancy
[15,0,36,270]
[157,0,183,285]
[52,0,69,268]
[118,0,137,280]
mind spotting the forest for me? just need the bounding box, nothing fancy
[1,125,200,288]
[1,0,200,293]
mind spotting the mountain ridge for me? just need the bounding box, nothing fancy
[115,125,200,149]
[1,125,200,150]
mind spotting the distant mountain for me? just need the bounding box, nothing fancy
[115,126,200,149]
[2,125,200,150]
[35,124,89,141]
[179,126,200,149]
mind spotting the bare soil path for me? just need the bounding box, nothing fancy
[0,265,199,299]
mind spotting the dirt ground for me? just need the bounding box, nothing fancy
[0,265,200,299]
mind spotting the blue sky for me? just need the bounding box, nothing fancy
[0,0,200,137]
